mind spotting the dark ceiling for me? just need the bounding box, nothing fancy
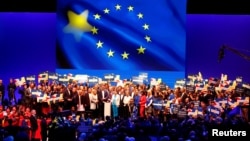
[0,0,249,14]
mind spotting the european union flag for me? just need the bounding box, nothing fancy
[57,0,186,71]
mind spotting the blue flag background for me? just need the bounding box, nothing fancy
[57,0,187,71]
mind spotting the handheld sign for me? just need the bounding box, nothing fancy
[88,76,99,87]
[48,73,58,81]
[132,76,144,85]
[174,79,186,88]
[75,75,88,84]
[104,74,115,81]
[31,89,42,99]
[58,75,69,84]
[26,75,36,84]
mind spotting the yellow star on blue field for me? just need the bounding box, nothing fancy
[137,46,146,54]
[115,4,121,10]
[91,26,98,34]
[128,6,134,11]
[143,23,149,30]
[137,13,143,19]
[63,10,93,41]
[96,40,103,48]
[93,14,101,20]
[107,49,115,57]
[145,35,151,42]
[121,51,129,59]
[103,8,110,14]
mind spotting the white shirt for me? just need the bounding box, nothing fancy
[123,95,131,105]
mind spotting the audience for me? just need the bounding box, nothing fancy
[0,76,249,141]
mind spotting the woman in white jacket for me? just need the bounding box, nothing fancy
[111,90,120,118]
[89,88,98,118]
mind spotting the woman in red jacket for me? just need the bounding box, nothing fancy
[139,91,147,118]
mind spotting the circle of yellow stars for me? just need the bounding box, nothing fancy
[64,3,152,60]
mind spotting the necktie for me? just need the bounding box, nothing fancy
[79,95,81,105]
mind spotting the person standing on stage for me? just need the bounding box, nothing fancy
[83,87,91,119]
[0,79,5,105]
[145,90,153,118]
[23,84,32,107]
[63,84,73,110]
[139,91,147,118]
[132,88,140,118]
[89,88,99,119]
[30,109,38,141]
[97,84,109,120]
[118,88,125,118]
[7,78,17,105]
[111,89,120,118]
[75,89,85,118]
[123,89,132,119]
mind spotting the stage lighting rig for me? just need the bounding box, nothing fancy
[218,44,250,63]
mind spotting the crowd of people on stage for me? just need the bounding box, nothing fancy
[0,77,249,141]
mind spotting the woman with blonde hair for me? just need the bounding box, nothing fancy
[111,90,120,118]
[145,90,153,118]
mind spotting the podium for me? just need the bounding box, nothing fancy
[104,102,111,118]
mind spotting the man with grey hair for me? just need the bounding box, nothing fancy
[30,109,38,141]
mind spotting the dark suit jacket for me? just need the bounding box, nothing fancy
[30,115,38,131]
[181,93,188,103]
[0,83,5,96]
[83,93,90,107]
[63,88,73,100]
[75,95,84,105]
[97,89,109,103]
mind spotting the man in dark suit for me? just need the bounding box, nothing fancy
[83,88,91,119]
[74,90,85,118]
[30,109,38,141]
[63,84,73,110]
[40,115,47,141]
[97,84,109,120]
[0,79,5,105]
[7,78,17,105]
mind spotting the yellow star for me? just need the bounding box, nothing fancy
[93,14,101,20]
[143,23,149,30]
[103,8,110,14]
[137,13,143,19]
[128,6,134,11]
[145,35,151,42]
[96,40,103,48]
[115,4,121,10]
[137,46,146,54]
[91,26,98,34]
[63,10,93,41]
[121,51,129,59]
[107,49,115,57]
